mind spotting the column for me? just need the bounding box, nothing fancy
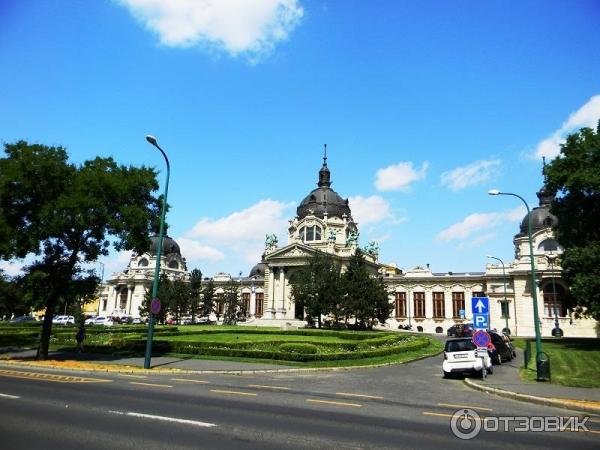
[276,267,286,319]
[267,268,276,319]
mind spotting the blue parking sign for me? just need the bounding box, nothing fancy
[473,313,489,330]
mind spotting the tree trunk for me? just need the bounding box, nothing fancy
[36,301,56,360]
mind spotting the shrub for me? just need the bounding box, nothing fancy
[278,343,318,354]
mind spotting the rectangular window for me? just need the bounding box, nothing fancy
[216,293,224,314]
[413,292,425,318]
[395,292,406,318]
[472,291,485,298]
[501,301,510,318]
[255,293,264,317]
[543,294,566,317]
[452,292,465,318]
[433,292,445,318]
[306,226,314,241]
[242,293,250,317]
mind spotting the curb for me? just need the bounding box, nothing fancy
[0,349,444,376]
[463,377,600,415]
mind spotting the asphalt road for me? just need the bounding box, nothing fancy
[0,353,598,449]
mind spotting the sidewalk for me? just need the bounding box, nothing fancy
[464,357,600,415]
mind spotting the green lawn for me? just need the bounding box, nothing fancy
[513,338,600,388]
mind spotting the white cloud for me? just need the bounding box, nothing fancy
[118,0,303,58]
[441,159,501,191]
[375,162,429,192]
[183,199,294,265]
[176,238,224,263]
[0,260,24,277]
[534,95,600,160]
[436,206,524,242]
[348,195,393,225]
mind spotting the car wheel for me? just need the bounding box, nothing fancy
[443,371,453,379]
[487,365,493,375]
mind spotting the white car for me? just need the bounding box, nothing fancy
[84,316,97,325]
[52,315,75,325]
[442,337,492,379]
[93,316,114,327]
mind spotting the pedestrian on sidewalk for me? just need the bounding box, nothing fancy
[76,323,86,353]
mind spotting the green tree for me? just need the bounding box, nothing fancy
[342,250,393,329]
[222,280,241,325]
[0,270,27,319]
[544,122,600,319]
[0,141,161,358]
[189,269,202,323]
[169,279,191,324]
[141,273,172,324]
[289,250,342,328]
[200,279,216,319]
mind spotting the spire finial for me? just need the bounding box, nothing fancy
[323,144,327,166]
[318,144,331,188]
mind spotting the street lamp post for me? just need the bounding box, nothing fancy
[486,255,510,335]
[144,135,170,370]
[547,253,562,337]
[488,190,543,360]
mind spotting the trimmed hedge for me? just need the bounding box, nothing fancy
[279,343,318,354]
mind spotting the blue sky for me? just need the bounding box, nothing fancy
[1,0,599,279]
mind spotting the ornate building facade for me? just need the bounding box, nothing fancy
[98,152,598,337]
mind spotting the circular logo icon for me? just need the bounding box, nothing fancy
[151,297,161,315]
[450,408,481,440]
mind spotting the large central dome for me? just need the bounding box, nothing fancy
[296,147,352,220]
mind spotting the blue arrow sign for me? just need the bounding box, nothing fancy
[471,297,489,315]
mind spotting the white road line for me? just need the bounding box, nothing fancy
[0,393,20,399]
[108,410,216,428]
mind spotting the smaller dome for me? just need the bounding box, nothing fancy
[518,186,558,235]
[149,235,181,256]
[249,262,266,278]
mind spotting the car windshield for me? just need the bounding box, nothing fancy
[445,340,476,352]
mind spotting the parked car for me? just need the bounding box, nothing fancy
[84,316,97,325]
[52,315,75,325]
[9,315,37,324]
[442,337,493,378]
[132,317,144,324]
[93,316,114,327]
[488,330,514,364]
[446,323,474,337]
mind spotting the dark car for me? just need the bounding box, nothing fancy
[488,330,514,364]
[9,315,37,324]
[447,323,474,337]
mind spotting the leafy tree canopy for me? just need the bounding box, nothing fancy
[0,141,162,358]
[544,122,600,319]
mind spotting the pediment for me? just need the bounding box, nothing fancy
[264,243,317,261]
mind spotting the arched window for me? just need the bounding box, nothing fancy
[138,258,149,267]
[538,239,561,252]
[168,260,179,269]
[299,225,323,242]
[435,326,443,334]
[417,326,424,333]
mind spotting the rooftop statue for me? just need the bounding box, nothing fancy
[346,230,359,246]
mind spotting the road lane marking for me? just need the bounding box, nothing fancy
[119,374,147,379]
[0,369,111,383]
[306,399,362,408]
[210,389,257,397]
[0,393,20,399]
[438,403,493,412]
[108,410,215,428]
[336,392,384,400]
[130,382,172,388]
[248,384,291,391]
[171,378,210,384]
[423,412,482,420]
